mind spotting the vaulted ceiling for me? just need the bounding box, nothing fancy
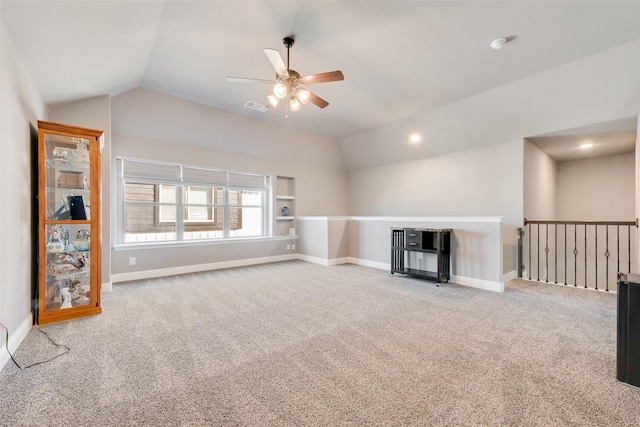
[2,1,640,143]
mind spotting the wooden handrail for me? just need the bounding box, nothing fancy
[524,218,638,227]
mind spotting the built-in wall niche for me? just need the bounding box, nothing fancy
[275,176,296,237]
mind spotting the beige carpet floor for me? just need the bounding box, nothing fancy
[1,260,639,426]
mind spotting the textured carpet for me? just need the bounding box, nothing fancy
[1,260,639,426]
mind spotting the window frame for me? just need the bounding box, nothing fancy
[116,158,271,244]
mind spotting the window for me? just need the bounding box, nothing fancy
[117,158,269,243]
[158,185,216,223]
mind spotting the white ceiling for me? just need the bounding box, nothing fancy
[2,1,640,142]
[527,117,638,163]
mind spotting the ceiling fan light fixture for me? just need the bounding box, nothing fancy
[296,88,310,104]
[267,94,279,108]
[290,96,302,112]
[227,36,343,116]
[273,83,288,99]
[490,38,507,50]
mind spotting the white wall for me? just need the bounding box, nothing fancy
[48,96,112,288]
[556,153,635,221]
[110,88,349,277]
[0,25,47,369]
[297,216,506,291]
[523,140,557,221]
[348,141,523,275]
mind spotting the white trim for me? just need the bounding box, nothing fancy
[347,257,390,271]
[0,313,32,372]
[350,216,504,223]
[502,270,518,283]
[297,216,351,221]
[298,254,329,266]
[340,258,505,292]
[113,235,296,251]
[112,254,297,283]
[297,216,504,223]
[101,281,112,293]
[298,255,351,266]
[450,274,505,292]
[327,257,350,266]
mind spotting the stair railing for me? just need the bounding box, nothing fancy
[518,219,638,292]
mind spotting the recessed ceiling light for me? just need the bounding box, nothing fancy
[580,143,593,149]
[410,134,421,143]
[490,38,507,50]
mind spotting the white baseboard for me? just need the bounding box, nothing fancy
[450,274,504,292]
[327,257,350,266]
[0,313,32,372]
[345,258,504,292]
[111,254,298,283]
[297,254,350,266]
[502,270,518,283]
[297,254,330,266]
[101,281,112,293]
[347,257,390,271]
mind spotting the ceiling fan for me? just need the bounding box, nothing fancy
[226,36,344,115]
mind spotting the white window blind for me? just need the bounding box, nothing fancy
[182,166,227,186]
[122,159,181,181]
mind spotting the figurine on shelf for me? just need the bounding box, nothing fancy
[61,227,75,252]
[47,252,86,276]
[59,287,72,309]
[52,147,68,161]
[55,252,85,269]
[73,229,90,251]
[74,139,89,163]
[46,227,65,253]
[67,278,89,305]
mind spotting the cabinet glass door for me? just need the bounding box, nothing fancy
[44,133,91,221]
[43,224,93,312]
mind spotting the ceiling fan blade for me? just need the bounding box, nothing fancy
[226,77,274,84]
[299,71,344,85]
[308,91,329,109]
[264,48,289,79]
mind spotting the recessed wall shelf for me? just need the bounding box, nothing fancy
[275,176,296,237]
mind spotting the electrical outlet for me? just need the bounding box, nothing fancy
[292,243,296,251]
[286,244,291,250]
[129,257,136,266]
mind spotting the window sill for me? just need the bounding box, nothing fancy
[112,235,297,251]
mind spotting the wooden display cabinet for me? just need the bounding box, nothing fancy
[37,121,103,324]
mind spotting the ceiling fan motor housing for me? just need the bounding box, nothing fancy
[283,36,295,48]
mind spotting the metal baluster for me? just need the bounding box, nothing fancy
[628,225,632,273]
[554,224,558,284]
[584,224,587,288]
[564,224,567,285]
[537,224,540,281]
[528,223,531,280]
[545,224,549,282]
[617,225,620,277]
[605,225,610,292]
[573,224,578,287]
[594,224,598,290]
